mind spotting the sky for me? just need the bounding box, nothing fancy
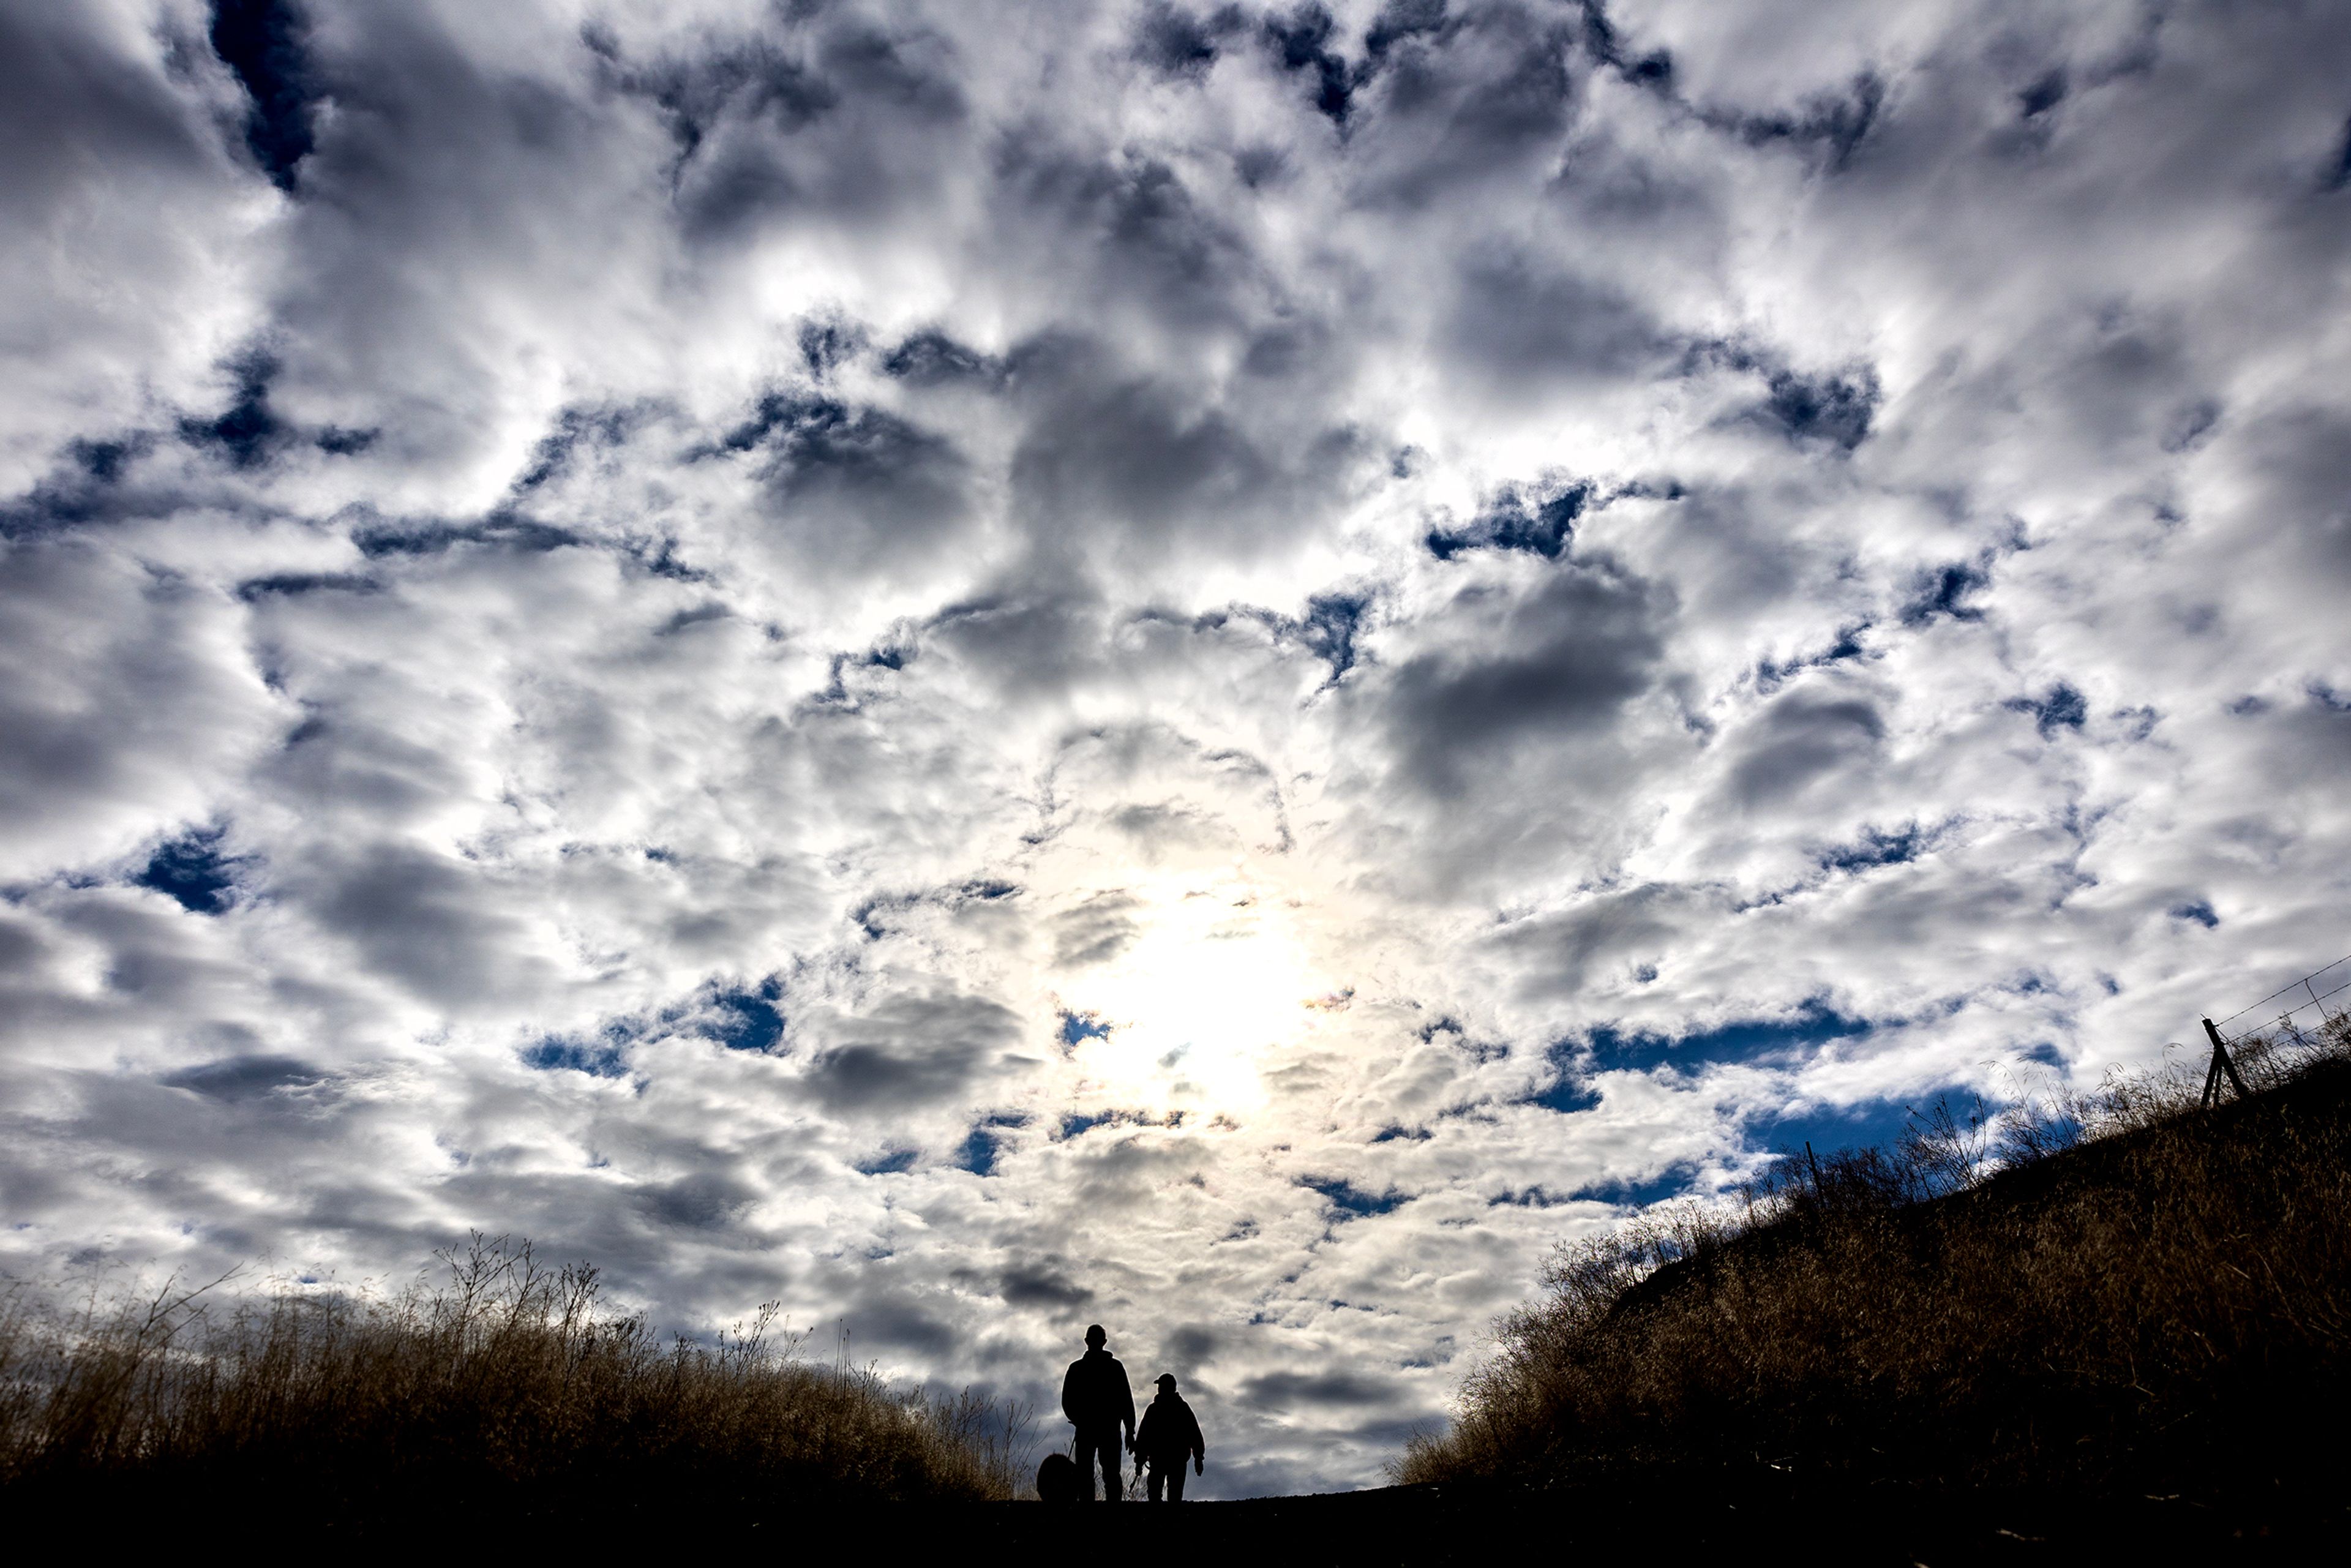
[3,0,2349,1497]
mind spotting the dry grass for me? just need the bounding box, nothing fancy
[1399,1013,2351,1507]
[0,1236,1031,1521]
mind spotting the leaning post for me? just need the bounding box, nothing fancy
[2200,1017,2250,1107]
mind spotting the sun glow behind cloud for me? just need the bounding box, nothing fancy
[1056,866,1336,1119]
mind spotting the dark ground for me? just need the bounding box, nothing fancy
[912,1477,2329,1563]
[214,1472,2327,1562]
[19,1467,2334,1560]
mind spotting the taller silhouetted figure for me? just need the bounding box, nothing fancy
[1060,1323,1134,1501]
[1134,1372,1205,1501]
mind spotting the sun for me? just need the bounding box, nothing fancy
[1054,866,1337,1116]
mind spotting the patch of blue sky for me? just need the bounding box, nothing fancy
[706,987,784,1052]
[1747,1095,1917,1164]
[956,1112,1029,1176]
[1581,1005,1872,1076]
[134,828,239,914]
[1570,1161,1701,1207]
[520,1034,628,1078]
[1299,1176,1408,1220]
[1058,1010,1111,1047]
[1524,1071,1601,1114]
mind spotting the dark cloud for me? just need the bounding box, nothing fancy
[1498,883,1697,1002]
[307,845,538,1010]
[641,1172,756,1230]
[1240,1368,1404,1411]
[647,15,964,241]
[1384,566,1667,797]
[722,392,975,575]
[1445,253,1664,395]
[1161,1323,1219,1369]
[1723,687,1887,808]
[162,1054,323,1103]
[881,329,1003,388]
[1133,3,1242,81]
[1351,3,1577,203]
[800,992,1022,1114]
[0,5,219,216]
[842,1291,961,1357]
[1717,73,1884,173]
[996,1260,1094,1309]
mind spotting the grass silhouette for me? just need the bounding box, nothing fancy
[1399,1012,2351,1516]
[0,1235,1030,1522]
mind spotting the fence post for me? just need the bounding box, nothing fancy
[2200,1018,2249,1106]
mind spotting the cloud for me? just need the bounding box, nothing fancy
[1379,562,1668,798]
[798,990,1024,1115]
[3,0,2350,1499]
[161,1052,323,1103]
[0,541,287,881]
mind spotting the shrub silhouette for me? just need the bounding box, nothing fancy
[0,1236,1030,1521]
[1399,1013,2351,1508]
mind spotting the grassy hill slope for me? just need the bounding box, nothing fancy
[1400,1026,2351,1526]
[0,1237,1024,1523]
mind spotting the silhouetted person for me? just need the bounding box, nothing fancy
[1133,1373,1205,1501]
[1060,1323,1134,1501]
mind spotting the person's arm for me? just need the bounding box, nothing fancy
[1188,1406,1205,1472]
[1060,1364,1079,1425]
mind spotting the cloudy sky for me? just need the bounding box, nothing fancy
[5,0,2349,1494]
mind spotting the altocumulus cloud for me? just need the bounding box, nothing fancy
[3,0,2350,1495]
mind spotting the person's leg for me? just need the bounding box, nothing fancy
[1146,1465,1166,1502]
[1073,1432,1100,1501]
[1098,1436,1122,1501]
[1167,1464,1186,1502]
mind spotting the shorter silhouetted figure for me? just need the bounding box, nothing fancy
[1036,1450,1081,1503]
[1060,1324,1135,1501]
[1133,1373,1205,1502]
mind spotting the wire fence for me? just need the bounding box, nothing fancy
[2208,951,2351,1047]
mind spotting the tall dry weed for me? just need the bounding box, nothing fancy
[0,1236,1031,1518]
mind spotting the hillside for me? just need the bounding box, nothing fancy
[1398,1024,2351,1536]
[0,1237,1023,1525]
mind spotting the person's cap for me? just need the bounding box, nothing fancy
[1155,1373,1177,1389]
[1084,1323,1107,1345]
